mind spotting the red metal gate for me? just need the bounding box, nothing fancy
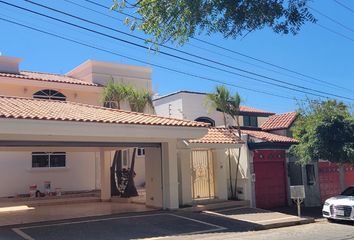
[318,162,340,203]
[344,163,354,188]
[254,150,287,209]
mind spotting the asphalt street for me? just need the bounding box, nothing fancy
[165,220,354,240]
[0,211,353,240]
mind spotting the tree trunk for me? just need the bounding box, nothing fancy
[223,113,234,199]
[122,148,139,197]
[234,115,242,200]
[228,148,234,199]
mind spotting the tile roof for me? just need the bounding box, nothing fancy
[241,129,298,143]
[0,95,208,127]
[239,106,274,115]
[261,112,298,130]
[0,71,98,86]
[190,127,244,144]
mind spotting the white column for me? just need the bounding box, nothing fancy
[178,148,192,206]
[162,140,179,209]
[145,147,163,208]
[213,149,228,200]
[100,148,111,201]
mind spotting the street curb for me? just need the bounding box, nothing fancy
[254,217,315,231]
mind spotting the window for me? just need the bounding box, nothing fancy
[243,115,258,127]
[306,164,316,185]
[33,89,66,101]
[32,152,66,168]
[194,117,215,127]
[137,148,145,156]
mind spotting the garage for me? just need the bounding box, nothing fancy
[253,149,287,209]
[0,95,208,220]
[318,162,341,204]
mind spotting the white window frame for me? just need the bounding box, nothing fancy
[32,152,66,169]
[137,148,145,157]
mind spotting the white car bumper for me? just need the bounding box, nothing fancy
[323,204,354,220]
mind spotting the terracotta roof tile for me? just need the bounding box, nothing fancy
[0,95,208,127]
[261,112,298,130]
[0,71,98,86]
[190,127,244,144]
[241,129,298,143]
[239,106,274,115]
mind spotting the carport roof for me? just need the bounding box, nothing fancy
[190,127,244,144]
[0,95,208,127]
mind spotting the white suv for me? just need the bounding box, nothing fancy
[322,186,354,221]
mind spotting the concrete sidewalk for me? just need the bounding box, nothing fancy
[203,207,314,230]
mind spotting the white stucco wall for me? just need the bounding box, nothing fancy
[225,137,253,204]
[145,147,163,208]
[67,60,152,91]
[154,92,229,126]
[0,152,97,197]
[154,92,270,128]
[153,94,184,119]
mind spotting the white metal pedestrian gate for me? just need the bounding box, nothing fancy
[191,150,215,199]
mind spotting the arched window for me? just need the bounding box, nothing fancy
[33,89,66,101]
[194,117,215,127]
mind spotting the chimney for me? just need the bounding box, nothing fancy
[0,56,21,74]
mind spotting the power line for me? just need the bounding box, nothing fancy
[11,0,354,101]
[0,16,295,101]
[309,6,354,34]
[26,0,322,95]
[316,22,354,43]
[66,0,332,90]
[82,0,352,92]
[63,0,124,22]
[333,0,354,13]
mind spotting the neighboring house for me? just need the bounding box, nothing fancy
[153,91,274,127]
[154,91,298,208]
[264,112,354,207]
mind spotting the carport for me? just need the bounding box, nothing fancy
[0,96,208,212]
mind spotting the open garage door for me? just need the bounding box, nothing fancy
[254,150,287,209]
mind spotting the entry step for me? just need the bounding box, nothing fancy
[181,200,250,212]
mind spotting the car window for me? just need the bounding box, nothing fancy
[341,187,354,196]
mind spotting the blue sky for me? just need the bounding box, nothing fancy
[0,0,353,113]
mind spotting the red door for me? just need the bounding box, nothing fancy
[254,150,287,209]
[318,162,341,203]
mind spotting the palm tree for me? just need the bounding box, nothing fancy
[207,86,231,126]
[207,86,236,198]
[207,86,243,199]
[102,81,129,109]
[127,87,155,113]
[227,93,242,200]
